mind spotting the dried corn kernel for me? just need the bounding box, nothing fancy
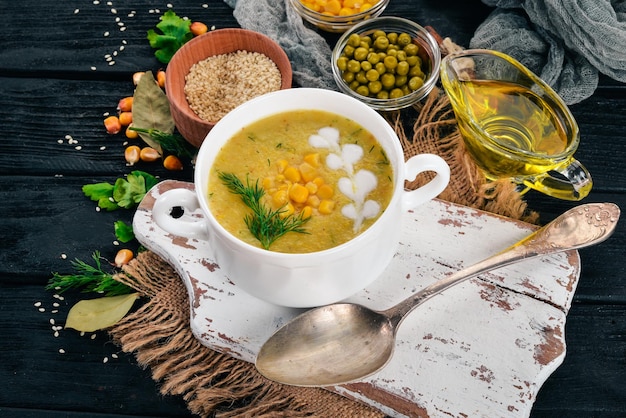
[124,145,141,165]
[117,96,134,112]
[115,249,134,267]
[163,155,183,171]
[190,21,208,36]
[156,70,166,88]
[125,125,139,139]
[104,115,122,135]
[132,72,144,86]
[140,147,160,162]
[118,111,133,126]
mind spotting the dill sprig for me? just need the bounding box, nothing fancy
[129,127,197,158]
[47,251,132,296]
[218,172,310,250]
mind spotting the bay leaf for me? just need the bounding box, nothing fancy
[132,71,175,154]
[65,293,139,332]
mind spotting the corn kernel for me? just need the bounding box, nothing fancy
[104,115,122,135]
[303,153,320,167]
[317,184,334,199]
[306,195,321,208]
[163,155,183,171]
[276,159,288,173]
[284,166,301,183]
[262,177,273,190]
[324,0,341,14]
[140,147,160,162]
[280,202,295,218]
[319,199,335,214]
[115,249,134,267]
[273,189,289,207]
[124,145,140,165]
[132,71,144,86]
[190,21,208,36]
[301,206,313,219]
[117,96,134,112]
[125,125,139,139]
[313,177,325,187]
[289,183,309,203]
[118,111,133,126]
[305,181,318,195]
[298,162,317,182]
[156,70,166,88]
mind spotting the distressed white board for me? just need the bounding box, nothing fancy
[134,180,580,418]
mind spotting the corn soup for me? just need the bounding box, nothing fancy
[207,109,394,253]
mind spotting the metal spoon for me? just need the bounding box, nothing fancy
[255,202,620,386]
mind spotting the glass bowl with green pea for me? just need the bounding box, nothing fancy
[331,16,441,110]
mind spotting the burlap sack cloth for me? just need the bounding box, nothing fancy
[109,86,539,417]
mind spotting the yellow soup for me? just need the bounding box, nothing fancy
[208,110,394,253]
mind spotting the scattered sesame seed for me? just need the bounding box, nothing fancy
[122,40,127,45]
[57,295,65,301]
[57,139,63,144]
[120,27,127,32]
[51,310,59,314]
[100,146,107,150]
[39,307,45,312]
[34,302,42,307]
[61,253,67,259]
[108,61,115,66]
[111,8,117,14]
[54,331,59,337]
[93,0,100,4]
[211,25,216,31]
[75,146,82,150]
[111,353,119,359]
[113,240,120,246]
[50,319,55,325]
[118,22,124,27]
[59,348,65,354]
[115,17,120,22]
[113,51,118,56]
[104,31,110,37]
[103,357,109,363]
[91,66,97,71]
[119,46,125,51]
[103,111,110,116]
[107,1,112,5]
[96,207,101,212]
[202,4,209,8]
[74,9,80,14]
[167,3,173,7]
[80,331,86,336]
[91,334,97,340]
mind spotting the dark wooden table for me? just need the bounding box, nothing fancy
[1,1,625,417]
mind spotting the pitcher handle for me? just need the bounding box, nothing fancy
[522,158,593,201]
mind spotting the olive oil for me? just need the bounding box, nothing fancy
[455,79,571,178]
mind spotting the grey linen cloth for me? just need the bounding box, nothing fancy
[224,0,336,90]
[471,0,626,104]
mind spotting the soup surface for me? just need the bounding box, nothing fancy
[208,110,394,253]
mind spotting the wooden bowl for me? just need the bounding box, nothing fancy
[165,28,293,148]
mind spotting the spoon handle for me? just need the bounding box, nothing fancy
[384,203,620,327]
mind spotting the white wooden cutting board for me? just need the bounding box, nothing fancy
[134,180,580,418]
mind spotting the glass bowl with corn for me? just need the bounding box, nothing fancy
[289,0,390,33]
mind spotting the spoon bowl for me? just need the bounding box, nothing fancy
[256,203,620,386]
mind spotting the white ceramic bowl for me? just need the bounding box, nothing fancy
[152,88,449,307]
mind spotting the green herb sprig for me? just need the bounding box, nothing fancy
[47,251,132,296]
[218,172,310,250]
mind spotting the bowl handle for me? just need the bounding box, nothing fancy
[152,188,208,239]
[402,154,450,211]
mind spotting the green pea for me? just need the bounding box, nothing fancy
[408,76,424,91]
[342,71,355,83]
[376,90,389,100]
[360,60,372,72]
[389,88,404,99]
[372,30,386,40]
[353,46,369,61]
[381,73,396,89]
[397,33,412,47]
[406,55,419,67]
[355,85,370,97]
[366,52,380,65]
[373,36,389,51]
[395,50,407,62]
[365,69,380,82]
[360,36,372,46]
[355,70,368,84]
[403,43,419,56]
[349,80,360,91]
[383,55,398,70]
[343,44,355,58]
[368,80,382,94]
[409,64,424,78]
[387,32,398,44]
[396,61,409,76]
[394,75,407,87]
[347,59,361,73]
[337,56,349,72]
[375,62,386,74]
[347,33,361,48]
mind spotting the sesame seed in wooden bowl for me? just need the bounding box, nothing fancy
[165,28,293,148]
